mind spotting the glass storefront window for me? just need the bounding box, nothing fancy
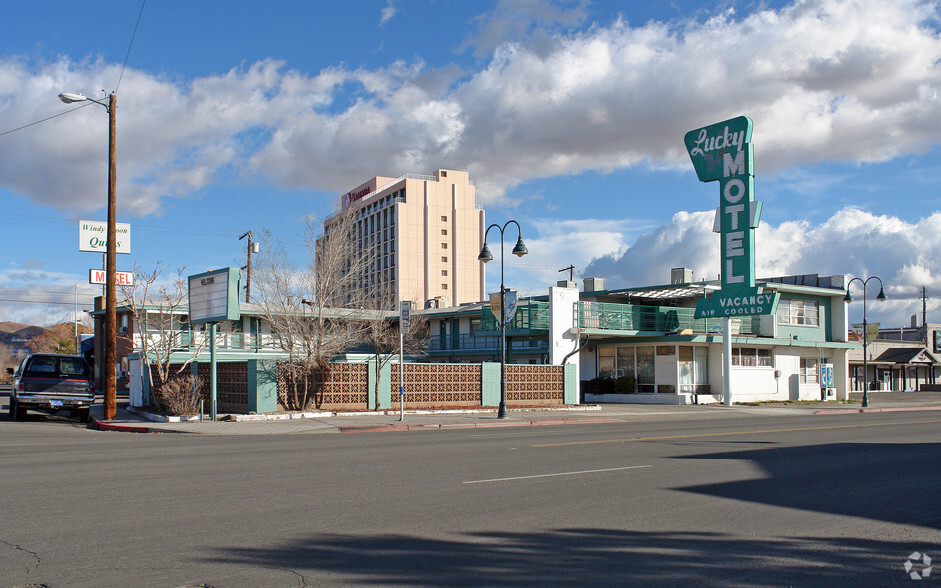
[637,347,655,392]
[617,346,634,377]
[599,347,615,379]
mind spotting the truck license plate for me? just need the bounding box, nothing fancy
[50,400,63,407]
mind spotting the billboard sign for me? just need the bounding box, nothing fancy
[188,267,241,325]
[79,220,131,254]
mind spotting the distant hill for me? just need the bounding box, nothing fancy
[0,322,91,350]
[0,321,30,334]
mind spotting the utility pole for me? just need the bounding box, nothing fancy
[104,92,117,420]
[239,231,257,303]
[558,265,575,282]
[923,286,928,326]
[74,284,79,354]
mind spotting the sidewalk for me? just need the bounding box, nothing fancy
[89,391,941,435]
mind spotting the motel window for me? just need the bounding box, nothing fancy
[776,299,819,326]
[732,347,772,367]
[800,358,819,383]
[656,346,675,356]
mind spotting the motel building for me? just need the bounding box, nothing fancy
[424,271,858,404]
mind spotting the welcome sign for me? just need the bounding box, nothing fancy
[685,116,778,318]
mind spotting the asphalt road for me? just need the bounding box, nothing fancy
[1,397,939,587]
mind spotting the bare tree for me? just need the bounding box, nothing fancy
[359,283,430,407]
[0,343,16,383]
[253,208,368,410]
[119,263,210,413]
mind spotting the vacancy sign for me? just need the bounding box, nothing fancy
[89,269,134,286]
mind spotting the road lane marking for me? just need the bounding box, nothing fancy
[463,465,652,484]
[531,418,941,447]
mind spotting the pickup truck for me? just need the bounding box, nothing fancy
[7,353,95,423]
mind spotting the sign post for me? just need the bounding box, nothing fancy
[399,300,411,421]
[187,268,241,421]
[685,116,778,406]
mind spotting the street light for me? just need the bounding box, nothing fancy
[60,91,118,420]
[844,276,887,408]
[479,220,528,419]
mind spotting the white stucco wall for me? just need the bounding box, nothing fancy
[549,285,582,387]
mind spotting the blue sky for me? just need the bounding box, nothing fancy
[1,0,940,328]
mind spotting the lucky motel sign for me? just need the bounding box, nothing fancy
[684,116,779,319]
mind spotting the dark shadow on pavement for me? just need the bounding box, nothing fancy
[676,442,941,531]
[199,528,926,586]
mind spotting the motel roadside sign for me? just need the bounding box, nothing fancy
[685,116,779,319]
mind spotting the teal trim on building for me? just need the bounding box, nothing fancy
[247,359,278,413]
[774,294,831,343]
[481,362,501,406]
[563,363,578,404]
[366,359,394,410]
[378,362,391,410]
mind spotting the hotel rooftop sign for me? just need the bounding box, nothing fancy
[685,116,778,319]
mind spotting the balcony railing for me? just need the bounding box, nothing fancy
[428,334,501,352]
[481,300,549,332]
[427,333,548,354]
[575,301,756,335]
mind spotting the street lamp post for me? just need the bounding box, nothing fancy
[478,220,528,419]
[844,276,887,408]
[60,91,118,420]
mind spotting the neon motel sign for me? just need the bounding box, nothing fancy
[685,116,779,318]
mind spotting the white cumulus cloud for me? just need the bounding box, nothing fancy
[1,0,940,213]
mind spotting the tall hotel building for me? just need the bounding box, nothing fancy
[325,169,485,309]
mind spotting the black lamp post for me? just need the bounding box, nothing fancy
[60,91,118,420]
[844,276,887,408]
[479,220,528,419]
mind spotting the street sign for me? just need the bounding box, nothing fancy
[400,300,412,331]
[89,269,134,286]
[78,220,131,254]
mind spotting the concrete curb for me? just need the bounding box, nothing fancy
[93,419,152,433]
[338,417,621,433]
[124,404,602,423]
[813,405,941,415]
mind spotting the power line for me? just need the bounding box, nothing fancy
[0,212,239,237]
[0,298,95,307]
[0,0,146,139]
[117,0,147,92]
[0,103,93,138]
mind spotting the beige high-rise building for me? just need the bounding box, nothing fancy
[325,169,485,309]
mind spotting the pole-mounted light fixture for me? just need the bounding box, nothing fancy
[845,276,888,408]
[61,90,118,420]
[479,220,528,419]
